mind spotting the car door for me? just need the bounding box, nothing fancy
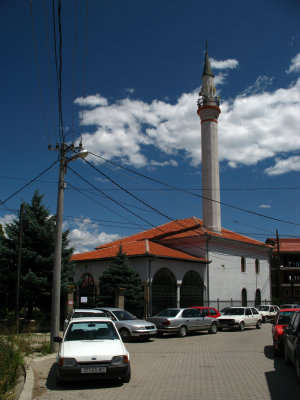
[181,309,200,331]
[251,308,260,325]
[285,312,300,363]
[245,308,253,327]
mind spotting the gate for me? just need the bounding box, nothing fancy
[151,268,177,315]
[180,271,203,307]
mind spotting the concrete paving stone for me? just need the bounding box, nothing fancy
[26,324,299,400]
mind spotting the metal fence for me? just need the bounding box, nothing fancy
[204,299,272,311]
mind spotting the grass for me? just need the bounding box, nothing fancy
[0,333,52,400]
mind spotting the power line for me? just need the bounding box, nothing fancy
[89,152,300,227]
[1,160,59,205]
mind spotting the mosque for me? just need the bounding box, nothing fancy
[71,48,271,316]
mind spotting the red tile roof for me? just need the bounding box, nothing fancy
[72,217,268,263]
[266,238,300,253]
[72,238,208,262]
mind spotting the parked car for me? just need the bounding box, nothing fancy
[280,304,300,309]
[220,307,231,315]
[147,307,218,337]
[97,307,157,341]
[257,304,280,323]
[190,306,221,318]
[53,317,131,383]
[272,308,300,356]
[64,309,107,331]
[217,307,262,331]
[283,310,300,383]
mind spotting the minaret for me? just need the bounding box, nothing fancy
[197,45,222,233]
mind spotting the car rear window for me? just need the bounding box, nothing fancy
[73,312,106,318]
[223,308,244,316]
[156,309,180,317]
[65,321,119,341]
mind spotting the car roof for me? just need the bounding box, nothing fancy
[97,307,125,312]
[73,309,105,313]
[279,307,300,312]
[69,317,113,323]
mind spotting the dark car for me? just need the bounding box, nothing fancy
[284,310,300,383]
[280,304,300,309]
[272,308,300,356]
[190,306,221,319]
[147,308,218,337]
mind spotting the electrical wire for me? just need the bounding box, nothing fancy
[89,152,300,227]
[1,160,59,205]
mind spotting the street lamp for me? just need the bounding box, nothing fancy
[49,142,88,351]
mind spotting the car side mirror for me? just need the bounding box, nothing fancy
[53,336,62,343]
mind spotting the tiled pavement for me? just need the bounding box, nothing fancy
[29,324,299,400]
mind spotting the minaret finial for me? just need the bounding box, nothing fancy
[202,42,214,77]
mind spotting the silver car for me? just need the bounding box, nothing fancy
[98,307,157,341]
[147,308,218,337]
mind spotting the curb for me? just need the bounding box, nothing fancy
[19,355,56,400]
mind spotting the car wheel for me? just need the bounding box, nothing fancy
[284,344,292,365]
[262,316,266,323]
[296,356,300,383]
[239,321,245,331]
[209,322,217,334]
[256,320,262,329]
[122,366,131,383]
[273,340,280,357]
[119,328,131,341]
[157,332,164,337]
[178,325,187,337]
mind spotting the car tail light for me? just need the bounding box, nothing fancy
[162,320,170,326]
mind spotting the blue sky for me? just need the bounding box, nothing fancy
[1,0,300,253]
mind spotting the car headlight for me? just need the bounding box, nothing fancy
[58,357,77,367]
[111,355,129,364]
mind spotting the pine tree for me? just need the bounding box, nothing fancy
[97,246,144,317]
[0,191,74,318]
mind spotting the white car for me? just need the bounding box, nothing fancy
[64,308,107,331]
[257,305,280,323]
[217,307,262,331]
[54,317,131,383]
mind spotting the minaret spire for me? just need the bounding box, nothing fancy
[197,44,222,233]
[202,42,214,77]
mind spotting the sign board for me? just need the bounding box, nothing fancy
[68,300,73,305]
[81,297,88,303]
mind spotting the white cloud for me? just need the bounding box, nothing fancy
[64,217,121,253]
[264,156,300,176]
[286,52,300,74]
[0,214,15,226]
[74,55,300,175]
[210,58,239,70]
[258,204,271,209]
[74,94,108,107]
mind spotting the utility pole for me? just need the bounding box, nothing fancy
[16,202,24,333]
[49,141,88,352]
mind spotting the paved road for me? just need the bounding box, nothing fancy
[31,324,299,400]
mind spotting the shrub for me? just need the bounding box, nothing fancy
[0,337,24,400]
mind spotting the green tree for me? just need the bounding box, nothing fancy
[0,191,74,318]
[97,246,144,317]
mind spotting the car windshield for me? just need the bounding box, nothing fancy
[113,310,137,321]
[73,312,106,318]
[257,306,269,311]
[65,321,119,341]
[277,311,295,325]
[223,308,245,316]
[155,309,180,317]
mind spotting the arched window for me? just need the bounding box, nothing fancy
[255,289,261,307]
[241,288,247,306]
[255,259,260,274]
[241,257,246,273]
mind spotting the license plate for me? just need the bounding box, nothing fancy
[81,367,107,374]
